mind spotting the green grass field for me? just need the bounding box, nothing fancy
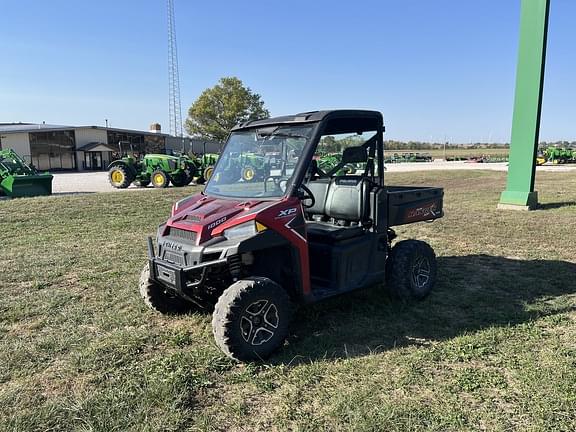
[1,170,575,431]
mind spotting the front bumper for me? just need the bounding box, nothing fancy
[147,236,229,299]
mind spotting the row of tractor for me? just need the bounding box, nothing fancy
[107,151,296,189]
[108,152,219,189]
[536,147,576,165]
[385,152,433,163]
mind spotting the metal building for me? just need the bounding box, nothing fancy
[0,123,222,171]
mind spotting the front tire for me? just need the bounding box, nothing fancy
[212,277,292,361]
[242,166,256,182]
[139,264,194,314]
[151,170,169,188]
[386,240,437,301]
[203,166,214,182]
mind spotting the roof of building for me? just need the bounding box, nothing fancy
[0,123,170,136]
[0,123,72,133]
[77,142,118,152]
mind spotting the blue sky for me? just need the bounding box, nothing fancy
[1,0,575,143]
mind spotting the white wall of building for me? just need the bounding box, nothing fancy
[1,133,30,158]
[74,128,108,146]
[74,128,109,171]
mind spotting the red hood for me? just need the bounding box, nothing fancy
[167,193,271,244]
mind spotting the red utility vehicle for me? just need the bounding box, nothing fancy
[141,110,444,360]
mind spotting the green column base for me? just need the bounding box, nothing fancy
[498,190,539,210]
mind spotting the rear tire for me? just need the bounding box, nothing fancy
[212,277,292,361]
[139,264,194,314]
[170,174,188,187]
[386,240,437,301]
[108,165,133,189]
[151,170,169,188]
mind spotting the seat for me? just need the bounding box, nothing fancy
[304,178,331,216]
[304,176,370,243]
[325,176,369,222]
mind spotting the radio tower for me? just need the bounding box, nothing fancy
[167,0,183,137]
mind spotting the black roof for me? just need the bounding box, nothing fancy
[232,110,383,131]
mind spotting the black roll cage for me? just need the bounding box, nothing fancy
[286,112,385,198]
[213,110,386,201]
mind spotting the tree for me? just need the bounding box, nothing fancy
[185,77,270,141]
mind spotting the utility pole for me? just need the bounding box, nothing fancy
[167,0,183,138]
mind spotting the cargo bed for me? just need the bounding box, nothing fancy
[386,186,444,226]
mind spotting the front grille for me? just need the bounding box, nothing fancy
[164,251,186,265]
[168,227,197,243]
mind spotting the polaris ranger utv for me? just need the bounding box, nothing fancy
[140,110,444,361]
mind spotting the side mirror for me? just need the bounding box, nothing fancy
[342,146,367,164]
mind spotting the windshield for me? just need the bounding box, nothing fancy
[204,124,314,199]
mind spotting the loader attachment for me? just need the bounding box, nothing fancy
[0,149,54,197]
[0,173,53,197]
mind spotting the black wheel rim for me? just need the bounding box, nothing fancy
[411,256,431,290]
[240,300,279,346]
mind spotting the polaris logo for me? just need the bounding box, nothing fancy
[277,208,297,218]
[407,203,438,219]
[163,241,183,251]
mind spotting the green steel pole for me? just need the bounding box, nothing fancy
[499,0,550,210]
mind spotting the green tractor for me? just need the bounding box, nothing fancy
[317,152,359,175]
[108,154,197,189]
[544,147,574,164]
[0,149,53,197]
[193,153,219,184]
[237,152,268,182]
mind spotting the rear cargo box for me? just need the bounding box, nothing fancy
[386,186,443,226]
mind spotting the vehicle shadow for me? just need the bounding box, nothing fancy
[274,255,576,365]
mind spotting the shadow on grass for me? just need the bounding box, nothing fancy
[537,201,576,210]
[275,255,576,365]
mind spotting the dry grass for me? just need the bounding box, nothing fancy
[1,170,575,431]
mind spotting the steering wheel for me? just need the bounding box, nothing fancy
[299,184,316,209]
[307,159,328,180]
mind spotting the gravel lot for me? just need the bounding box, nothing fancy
[52,172,136,194]
[50,161,576,194]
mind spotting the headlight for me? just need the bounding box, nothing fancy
[223,221,266,240]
